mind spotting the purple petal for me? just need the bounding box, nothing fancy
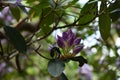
[57,35,65,48]
[62,32,68,40]
[67,30,76,38]
[6,15,12,22]
[67,29,73,35]
[71,34,76,39]
[68,34,76,46]
[81,64,93,80]
[73,45,83,54]
[1,7,9,15]
[73,38,81,45]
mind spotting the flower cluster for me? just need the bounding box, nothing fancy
[57,29,83,58]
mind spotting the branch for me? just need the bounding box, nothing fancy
[0,40,4,57]
[33,48,51,60]
[29,13,64,44]
[55,2,98,29]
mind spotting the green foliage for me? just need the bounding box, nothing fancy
[29,2,50,16]
[99,70,116,80]
[108,0,120,22]
[9,6,21,21]
[99,1,111,40]
[40,7,54,34]
[4,26,27,53]
[79,0,97,25]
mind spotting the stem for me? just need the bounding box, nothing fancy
[0,40,4,57]
[33,48,51,60]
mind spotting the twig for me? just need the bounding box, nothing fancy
[33,48,51,60]
[55,2,98,29]
[0,39,17,69]
[0,40,4,57]
[30,12,64,44]
[9,50,18,60]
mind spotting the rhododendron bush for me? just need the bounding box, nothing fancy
[0,0,120,80]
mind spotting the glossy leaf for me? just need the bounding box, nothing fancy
[4,26,26,53]
[108,0,120,22]
[26,0,35,3]
[48,59,65,77]
[64,0,79,8]
[10,6,20,21]
[99,1,111,41]
[0,7,4,11]
[29,2,49,17]
[40,7,54,34]
[79,0,97,25]
[40,0,49,3]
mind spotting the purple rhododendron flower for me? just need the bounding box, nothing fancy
[1,7,9,15]
[0,63,6,72]
[80,64,93,80]
[57,29,83,57]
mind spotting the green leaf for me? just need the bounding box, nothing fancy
[4,26,27,53]
[10,6,20,21]
[0,7,4,11]
[48,59,65,77]
[79,0,97,25]
[99,1,111,41]
[39,0,49,3]
[29,2,49,17]
[108,0,120,22]
[68,0,79,6]
[26,0,35,3]
[40,7,54,34]
[0,19,4,26]
[64,0,79,8]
